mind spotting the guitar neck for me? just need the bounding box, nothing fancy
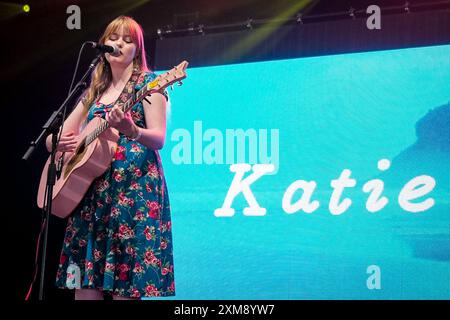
[120,78,156,114]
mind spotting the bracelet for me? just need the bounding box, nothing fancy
[127,126,142,141]
[134,127,142,141]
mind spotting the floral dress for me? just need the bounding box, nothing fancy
[55,72,175,298]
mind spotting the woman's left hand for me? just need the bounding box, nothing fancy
[105,106,136,137]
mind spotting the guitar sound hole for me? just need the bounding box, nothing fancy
[76,141,86,155]
[64,139,87,178]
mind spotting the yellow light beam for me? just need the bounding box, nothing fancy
[217,0,312,63]
[0,2,26,20]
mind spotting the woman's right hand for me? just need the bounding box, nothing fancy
[56,131,78,152]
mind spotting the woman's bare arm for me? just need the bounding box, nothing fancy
[45,101,87,152]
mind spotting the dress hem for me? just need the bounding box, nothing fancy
[56,285,176,299]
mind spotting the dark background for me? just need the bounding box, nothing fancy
[2,0,449,301]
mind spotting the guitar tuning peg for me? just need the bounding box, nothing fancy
[170,85,174,91]
[177,81,183,86]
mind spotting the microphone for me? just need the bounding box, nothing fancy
[86,41,120,57]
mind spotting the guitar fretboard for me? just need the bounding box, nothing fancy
[84,80,153,146]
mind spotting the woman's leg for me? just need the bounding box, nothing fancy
[112,294,140,300]
[75,289,104,300]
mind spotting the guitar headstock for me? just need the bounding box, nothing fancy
[147,60,189,92]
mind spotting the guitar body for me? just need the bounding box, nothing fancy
[37,117,120,218]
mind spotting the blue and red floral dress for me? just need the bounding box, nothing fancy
[55,72,175,298]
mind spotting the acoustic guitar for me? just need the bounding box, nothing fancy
[37,61,188,218]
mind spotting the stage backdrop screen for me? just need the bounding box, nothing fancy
[157,44,450,299]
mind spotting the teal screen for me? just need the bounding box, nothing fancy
[158,44,450,299]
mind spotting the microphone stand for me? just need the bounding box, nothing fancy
[22,52,103,300]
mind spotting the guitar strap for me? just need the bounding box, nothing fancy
[113,71,146,111]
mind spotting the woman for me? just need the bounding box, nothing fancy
[47,16,175,300]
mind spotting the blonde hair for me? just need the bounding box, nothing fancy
[82,16,149,111]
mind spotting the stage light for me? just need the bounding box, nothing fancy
[246,18,253,29]
[404,1,410,13]
[157,28,163,39]
[348,7,356,19]
[188,22,195,33]
[23,4,30,13]
[198,24,205,36]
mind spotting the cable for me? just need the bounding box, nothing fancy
[68,41,89,96]
[25,187,48,301]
